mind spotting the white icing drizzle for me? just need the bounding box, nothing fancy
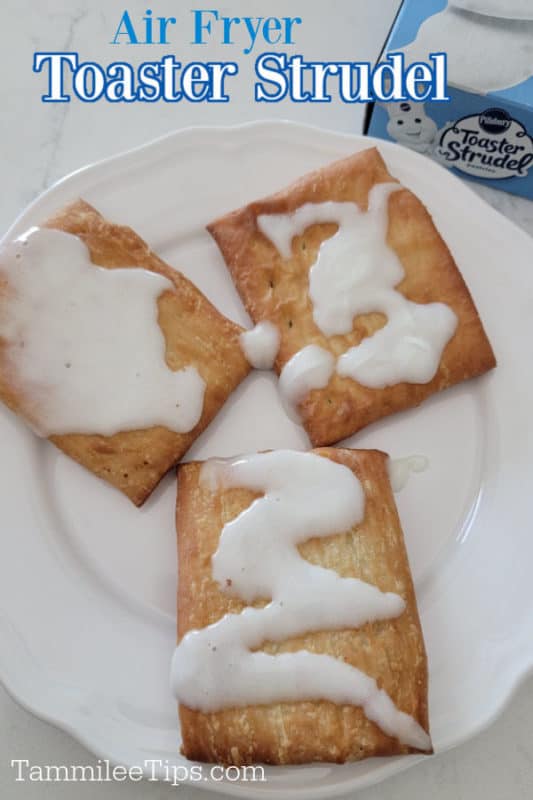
[260,185,405,339]
[278,345,335,421]
[240,321,280,369]
[258,183,457,418]
[337,303,457,388]
[171,450,431,751]
[0,227,205,437]
[388,455,429,492]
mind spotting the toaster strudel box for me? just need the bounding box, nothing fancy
[366,0,533,199]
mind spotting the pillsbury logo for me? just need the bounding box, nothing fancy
[437,109,533,179]
[479,108,512,135]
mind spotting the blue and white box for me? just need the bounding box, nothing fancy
[366,0,533,199]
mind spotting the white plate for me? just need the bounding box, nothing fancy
[1,122,532,798]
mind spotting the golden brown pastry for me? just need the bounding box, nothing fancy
[0,201,250,505]
[176,448,431,765]
[207,148,496,445]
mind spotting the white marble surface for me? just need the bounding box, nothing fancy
[1,1,533,798]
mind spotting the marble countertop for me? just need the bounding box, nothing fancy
[1,1,533,798]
